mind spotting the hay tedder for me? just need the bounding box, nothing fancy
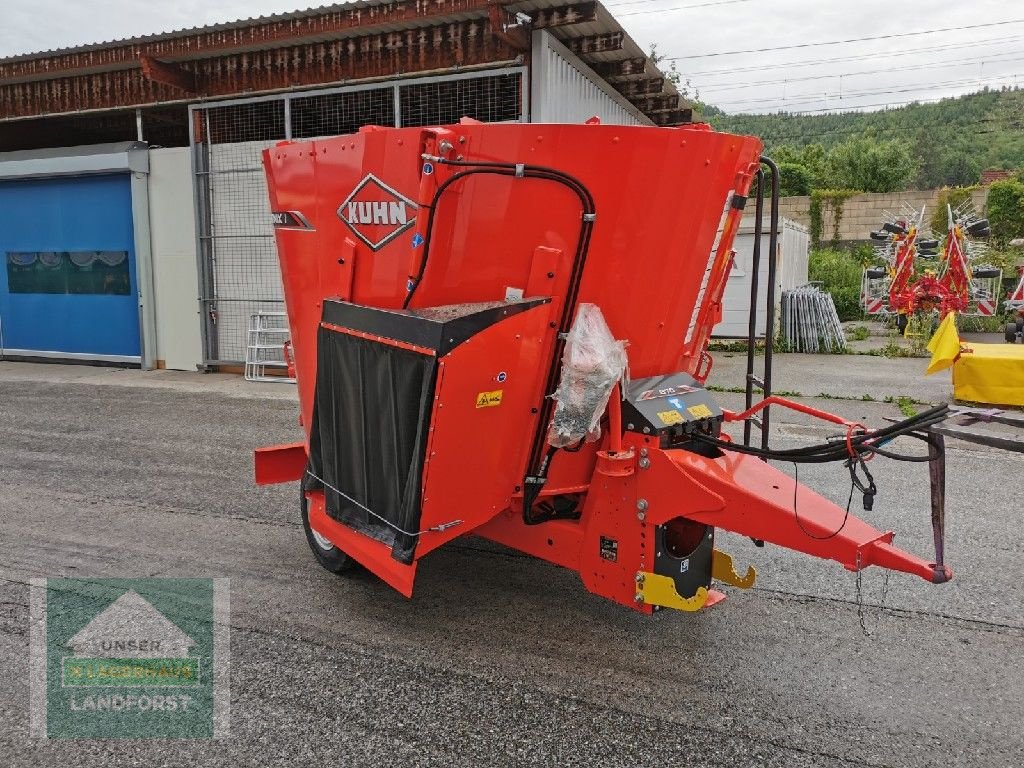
[861,201,1000,333]
[255,120,963,615]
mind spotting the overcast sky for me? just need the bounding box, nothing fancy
[1,0,1020,114]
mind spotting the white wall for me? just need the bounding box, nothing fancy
[713,218,810,338]
[530,30,652,126]
[148,147,203,370]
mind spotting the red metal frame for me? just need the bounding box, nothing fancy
[257,120,952,612]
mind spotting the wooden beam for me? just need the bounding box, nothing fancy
[649,108,693,126]
[565,32,623,56]
[528,2,597,29]
[627,93,680,112]
[587,57,649,80]
[615,78,664,98]
[139,56,197,93]
[488,6,530,52]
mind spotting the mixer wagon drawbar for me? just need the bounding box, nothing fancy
[254,119,965,615]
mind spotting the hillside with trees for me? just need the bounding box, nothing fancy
[707,87,1024,192]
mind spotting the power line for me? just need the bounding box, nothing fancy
[615,0,756,17]
[664,18,1024,60]
[722,73,1023,110]
[735,89,1020,116]
[683,35,1024,78]
[604,0,753,8]
[697,53,1024,94]
[722,115,1004,145]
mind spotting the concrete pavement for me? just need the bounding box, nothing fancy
[0,360,1020,766]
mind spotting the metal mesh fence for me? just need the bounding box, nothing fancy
[192,70,524,365]
[292,88,395,139]
[400,73,522,126]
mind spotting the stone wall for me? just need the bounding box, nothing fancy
[775,188,989,244]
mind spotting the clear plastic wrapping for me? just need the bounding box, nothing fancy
[547,304,628,448]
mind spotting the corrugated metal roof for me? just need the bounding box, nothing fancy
[0,0,686,124]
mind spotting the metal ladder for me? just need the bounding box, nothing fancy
[244,311,296,383]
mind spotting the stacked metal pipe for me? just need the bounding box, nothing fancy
[781,284,847,353]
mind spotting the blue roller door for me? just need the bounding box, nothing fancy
[0,174,140,360]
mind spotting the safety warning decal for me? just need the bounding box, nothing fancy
[476,390,504,408]
[687,404,714,419]
[656,410,684,425]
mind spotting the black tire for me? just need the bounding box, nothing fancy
[300,488,358,573]
[1016,317,1024,333]
[897,314,909,334]
[1006,323,1018,343]
[865,267,886,279]
[972,267,1001,279]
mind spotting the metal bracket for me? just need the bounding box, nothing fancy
[634,572,709,612]
[711,548,757,589]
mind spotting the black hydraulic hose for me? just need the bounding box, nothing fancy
[399,156,597,518]
[744,169,765,448]
[694,404,950,464]
[760,156,781,451]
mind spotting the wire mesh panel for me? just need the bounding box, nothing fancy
[192,69,524,365]
[399,73,522,126]
[194,100,286,364]
[291,88,395,139]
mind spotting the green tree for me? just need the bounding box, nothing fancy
[778,162,812,196]
[823,136,918,193]
[986,178,1024,245]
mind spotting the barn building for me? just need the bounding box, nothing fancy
[0,0,689,369]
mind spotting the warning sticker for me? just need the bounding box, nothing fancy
[687,404,713,419]
[656,410,685,425]
[476,390,504,408]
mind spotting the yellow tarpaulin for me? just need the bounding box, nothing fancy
[925,312,960,376]
[953,343,1024,406]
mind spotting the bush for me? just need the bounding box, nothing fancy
[931,186,981,236]
[809,248,863,321]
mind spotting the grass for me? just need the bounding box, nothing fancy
[884,395,920,418]
[849,325,871,341]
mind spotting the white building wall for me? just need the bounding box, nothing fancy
[530,30,652,125]
[148,147,203,370]
[713,218,810,339]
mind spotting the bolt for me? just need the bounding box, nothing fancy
[627,423,635,430]
[642,426,651,434]
[638,457,651,470]
[640,448,648,457]
[439,139,454,154]
[637,511,646,521]
[637,499,648,511]
[634,593,645,604]
[634,572,645,584]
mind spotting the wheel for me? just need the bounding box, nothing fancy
[1016,317,1024,333]
[1006,323,1018,343]
[972,267,1001,279]
[897,314,909,334]
[301,487,358,573]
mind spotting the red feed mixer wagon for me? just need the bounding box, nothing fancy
[255,119,959,615]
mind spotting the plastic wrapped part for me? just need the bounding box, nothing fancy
[547,304,628,448]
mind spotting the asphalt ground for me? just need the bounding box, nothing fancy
[0,358,1021,766]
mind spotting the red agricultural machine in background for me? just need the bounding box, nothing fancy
[255,120,962,615]
[1005,266,1024,343]
[861,201,1000,333]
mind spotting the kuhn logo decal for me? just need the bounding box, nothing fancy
[337,174,418,251]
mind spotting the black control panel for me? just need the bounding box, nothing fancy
[621,372,723,439]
